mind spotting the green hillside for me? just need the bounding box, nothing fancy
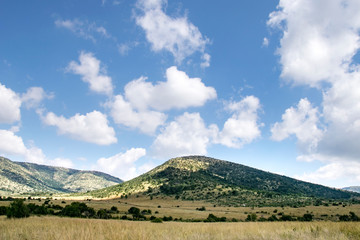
[87,156,358,206]
[0,157,122,195]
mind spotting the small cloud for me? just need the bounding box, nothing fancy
[118,43,131,56]
[67,51,113,96]
[200,53,211,68]
[262,37,269,47]
[55,18,111,43]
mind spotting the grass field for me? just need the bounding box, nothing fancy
[1,216,360,240]
[1,195,359,221]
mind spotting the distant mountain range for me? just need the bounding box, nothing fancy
[0,157,122,195]
[86,156,358,206]
[343,186,360,193]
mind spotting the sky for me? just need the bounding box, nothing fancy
[1,0,360,188]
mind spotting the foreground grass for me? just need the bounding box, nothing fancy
[1,216,360,240]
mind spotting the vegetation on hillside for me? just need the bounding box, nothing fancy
[86,156,359,206]
[0,157,122,195]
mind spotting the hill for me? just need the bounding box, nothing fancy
[86,156,358,206]
[343,186,360,193]
[0,156,122,195]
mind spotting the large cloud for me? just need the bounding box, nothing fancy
[67,52,113,96]
[152,96,263,159]
[0,83,21,124]
[268,0,360,184]
[216,96,262,148]
[152,112,218,158]
[271,98,323,158]
[106,66,215,134]
[41,110,117,145]
[107,95,167,135]
[135,0,210,64]
[95,148,149,180]
[124,66,217,111]
[268,0,360,87]
[0,129,73,168]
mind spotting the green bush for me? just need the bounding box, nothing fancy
[7,199,30,218]
[245,213,257,222]
[151,217,163,223]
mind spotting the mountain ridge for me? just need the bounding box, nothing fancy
[0,156,122,195]
[85,156,358,206]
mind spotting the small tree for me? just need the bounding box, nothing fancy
[7,199,30,218]
[246,213,257,222]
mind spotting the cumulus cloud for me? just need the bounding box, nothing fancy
[152,112,218,159]
[271,98,323,156]
[41,110,117,145]
[124,66,216,111]
[152,97,263,159]
[216,96,262,148]
[106,66,215,134]
[21,87,54,109]
[55,18,110,42]
[106,95,167,135]
[0,83,21,124]
[0,129,73,167]
[135,0,210,63]
[67,51,113,96]
[95,148,147,180]
[295,161,360,187]
[268,0,360,87]
[268,0,360,183]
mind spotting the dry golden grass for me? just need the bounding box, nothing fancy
[1,196,359,221]
[1,216,360,240]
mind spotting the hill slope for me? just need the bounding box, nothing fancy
[0,156,122,195]
[87,156,358,206]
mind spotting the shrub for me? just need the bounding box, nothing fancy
[267,215,278,221]
[0,206,8,215]
[151,217,163,223]
[7,199,30,218]
[196,206,206,211]
[245,213,257,222]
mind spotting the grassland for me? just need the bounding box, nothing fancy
[1,216,360,240]
[1,195,359,221]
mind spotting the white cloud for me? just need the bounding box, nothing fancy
[21,87,53,109]
[271,98,323,155]
[262,37,269,47]
[152,112,218,159]
[152,96,263,158]
[125,66,216,111]
[200,53,211,68]
[295,161,360,187]
[55,18,110,42]
[41,110,117,145]
[95,148,147,180]
[107,95,167,135]
[0,129,27,156]
[50,158,74,168]
[0,129,73,167]
[67,52,113,96]
[216,96,262,148]
[118,43,131,56]
[0,83,21,124]
[268,0,360,87]
[268,0,360,184]
[135,0,210,63]
[106,66,215,134]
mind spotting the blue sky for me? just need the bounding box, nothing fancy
[1,0,360,188]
